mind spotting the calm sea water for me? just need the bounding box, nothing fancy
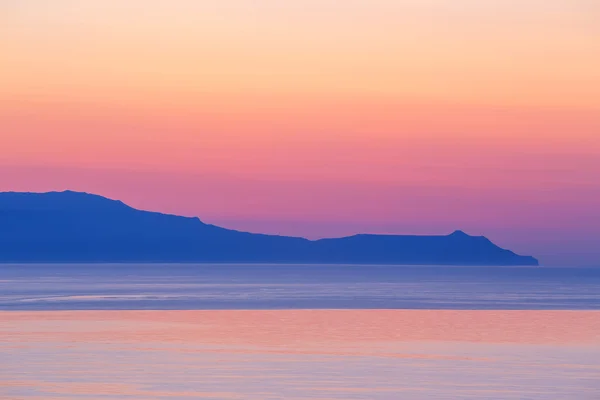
[1,264,599,310]
[1,264,599,399]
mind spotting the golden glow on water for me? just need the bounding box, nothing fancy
[1,310,599,399]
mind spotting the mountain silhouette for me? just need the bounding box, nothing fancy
[0,191,539,265]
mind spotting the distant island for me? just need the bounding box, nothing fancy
[0,191,538,265]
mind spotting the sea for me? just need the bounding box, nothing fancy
[1,264,599,399]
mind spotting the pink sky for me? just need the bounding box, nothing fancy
[1,1,599,265]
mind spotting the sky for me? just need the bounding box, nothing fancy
[1,0,599,265]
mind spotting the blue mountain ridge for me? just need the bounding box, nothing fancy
[0,191,539,265]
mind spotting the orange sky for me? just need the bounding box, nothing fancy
[1,1,599,265]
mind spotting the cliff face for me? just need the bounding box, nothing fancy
[0,191,538,265]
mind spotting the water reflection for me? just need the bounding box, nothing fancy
[1,310,599,399]
[1,264,600,310]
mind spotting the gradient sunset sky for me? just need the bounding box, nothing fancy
[1,1,599,265]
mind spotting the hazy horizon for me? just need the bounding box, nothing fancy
[0,187,594,266]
